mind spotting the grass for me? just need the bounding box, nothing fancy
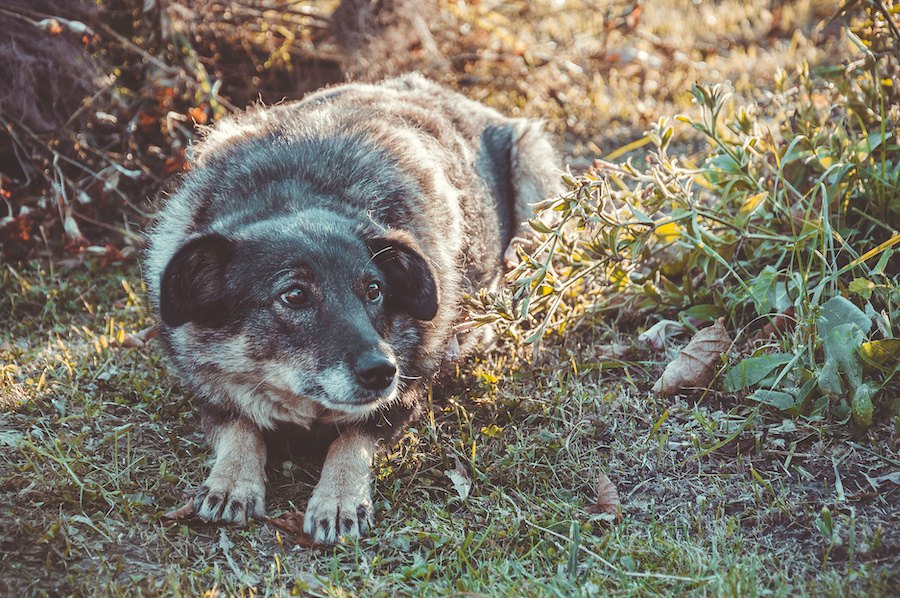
[1,0,899,595]
[1,262,898,595]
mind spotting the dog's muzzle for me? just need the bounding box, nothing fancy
[353,350,397,392]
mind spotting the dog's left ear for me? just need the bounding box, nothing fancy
[367,230,438,321]
[159,234,235,327]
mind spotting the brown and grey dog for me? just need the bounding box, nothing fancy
[145,74,559,544]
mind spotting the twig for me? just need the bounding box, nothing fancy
[70,211,144,245]
[95,22,181,75]
[6,115,155,220]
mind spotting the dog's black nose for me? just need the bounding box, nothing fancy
[355,352,397,391]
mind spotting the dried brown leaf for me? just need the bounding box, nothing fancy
[651,318,732,397]
[637,319,686,352]
[162,499,195,522]
[587,472,621,518]
[593,341,631,360]
[118,325,158,349]
[746,307,796,347]
[265,512,317,548]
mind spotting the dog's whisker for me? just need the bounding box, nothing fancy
[249,370,279,394]
[366,245,394,266]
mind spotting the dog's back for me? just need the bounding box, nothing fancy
[148,73,559,370]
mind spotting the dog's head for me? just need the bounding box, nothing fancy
[158,212,438,416]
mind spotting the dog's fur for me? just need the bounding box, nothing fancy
[145,74,559,543]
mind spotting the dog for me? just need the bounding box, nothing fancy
[145,74,560,544]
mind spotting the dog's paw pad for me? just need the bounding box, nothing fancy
[303,486,372,544]
[194,478,265,525]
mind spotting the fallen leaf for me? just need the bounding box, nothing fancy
[594,341,629,360]
[118,325,158,348]
[445,457,471,501]
[651,319,732,397]
[264,512,317,548]
[163,499,195,522]
[638,319,686,351]
[587,472,620,518]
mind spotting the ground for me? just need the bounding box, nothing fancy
[1,260,898,595]
[1,0,899,596]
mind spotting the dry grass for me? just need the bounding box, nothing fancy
[413,0,843,159]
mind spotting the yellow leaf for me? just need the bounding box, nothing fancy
[654,221,681,242]
[739,191,768,217]
[848,278,875,299]
[481,424,503,438]
[858,339,900,370]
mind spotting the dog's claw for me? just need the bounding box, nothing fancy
[303,484,372,544]
[194,478,265,526]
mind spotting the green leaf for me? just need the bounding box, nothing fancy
[873,247,892,276]
[0,431,24,448]
[796,377,818,411]
[818,323,868,399]
[770,281,793,313]
[625,201,653,224]
[826,324,867,383]
[528,218,552,233]
[724,353,794,391]
[851,384,875,427]
[817,507,833,539]
[749,389,798,411]
[855,130,892,161]
[848,278,875,300]
[817,356,843,398]
[682,304,723,322]
[691,84,710,107]
[811,396,829,419]
[748,266,778,315]
[817,296,871,336]
[708,153,742,176]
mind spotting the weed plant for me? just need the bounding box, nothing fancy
[477,4,899,427]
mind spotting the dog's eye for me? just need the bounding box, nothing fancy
[279,287,308,307]
[366,281,383,303]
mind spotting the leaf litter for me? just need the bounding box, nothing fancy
[652,319,733,397]
[587,472,621,521]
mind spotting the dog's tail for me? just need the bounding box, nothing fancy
[509,119,563,228]
[499,120,562,266]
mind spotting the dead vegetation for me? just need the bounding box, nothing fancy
[1,0,844,260]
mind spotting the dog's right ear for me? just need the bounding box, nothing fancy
[367,230,439,321]
[159,234,234,327]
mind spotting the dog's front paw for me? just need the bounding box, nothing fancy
[194,474,265,525]
[303,480,372,544]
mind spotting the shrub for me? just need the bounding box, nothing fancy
[476,2,899,427]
